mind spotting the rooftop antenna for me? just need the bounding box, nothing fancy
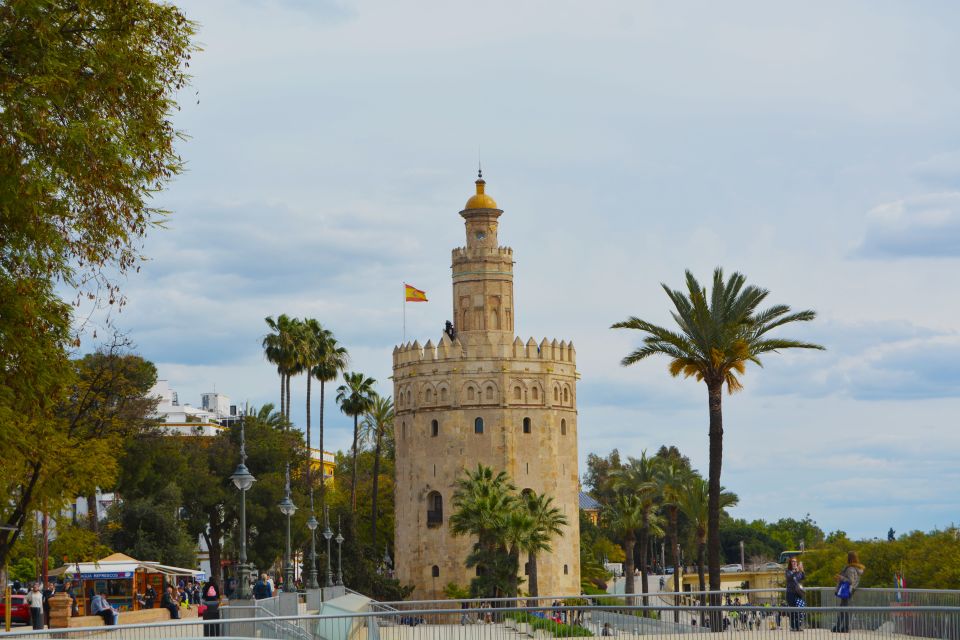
[478,146,483,180]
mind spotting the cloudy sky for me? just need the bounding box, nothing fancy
[92,0,960,540]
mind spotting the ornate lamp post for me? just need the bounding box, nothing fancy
[305,492,319,590]
[322,507,334,587]
[277,464,297,593]
[335,515,344,586]
[229,419,256,599]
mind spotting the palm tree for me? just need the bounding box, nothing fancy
[522,491,569,601]
[311,331,348,506]
[263,314,301,423]
[655,457,689,621]
[336,372,377,512]
[678,476,738,610]
[502,509,537,598]
[450,465,518,597]
[602,494,646,605]
[360,395,394,549]
[612,267,823,610]
[613,452,663,607]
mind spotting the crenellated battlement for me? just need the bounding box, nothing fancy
[393,333,575,367]
[451,246,514,261]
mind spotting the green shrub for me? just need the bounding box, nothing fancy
[507,611,594,637]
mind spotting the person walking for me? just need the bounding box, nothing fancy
[785,557,806,631]
[201,579,222,637]
[42,581,55,627]
[833,551,865,633]
[27,583,44,630]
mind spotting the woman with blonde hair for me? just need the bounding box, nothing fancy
[833,551,865,633]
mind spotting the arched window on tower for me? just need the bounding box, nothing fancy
[532,387,539,401]
[523,417,531,434]
[485,385,494,401]
[425,388,433,404]
[426,491,443,528]
[407,389,413,406]
[467,387,475,402]
[563,387,569,403]
[474,417,484,434]
[561,419,567,435]
[432,565,440,578]
[514,386,522,400]
[440,387,448,402]
[554,387,559,402]
[431,419,439,437]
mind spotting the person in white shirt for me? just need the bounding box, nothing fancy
[27,583,44,630]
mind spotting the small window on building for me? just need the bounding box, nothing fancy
[514,386,522,400]
[427,491,443,527]
[467,387,475,401]
[561,419,567,435]
[532,387,539,400]
[425,388,433,403]
[431,419,439,437]
[432,565,440,578]
[523,417,531,434]
[474,417,484,434]
[486,386,494,400]
[402,422,406,439]
[563,387,569,403]
[564,564,569,575]
[554,387,559,401]
[476,566,486,577]
[524,562,530,575]
[440,388,448,402]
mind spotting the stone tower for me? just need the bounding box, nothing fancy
[393,174,581,599]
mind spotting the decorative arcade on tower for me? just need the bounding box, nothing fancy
[392,173,581,599]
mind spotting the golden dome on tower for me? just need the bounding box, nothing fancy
[464,171,498,210]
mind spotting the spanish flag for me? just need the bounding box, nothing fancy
[404,283,428,302]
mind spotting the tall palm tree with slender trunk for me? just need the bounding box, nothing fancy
[311,332,348,507]
[602,494,645,605]
[613,452,662,607]
[336,372,377,513]
[522,490,568,602]
[360,395,394,550]
[263,314,301,424]
[612,267,823,625]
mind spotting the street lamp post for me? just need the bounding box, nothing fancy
[335,515,344,586]
[229,419,256,600]
[322,507,333,587]
[277,463,297,593]
[305,492,319,590]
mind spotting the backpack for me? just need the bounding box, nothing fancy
[253,580,269,599]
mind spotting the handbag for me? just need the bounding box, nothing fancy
[836,581,851,599]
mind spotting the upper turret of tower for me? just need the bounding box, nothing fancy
[464,171,498,211]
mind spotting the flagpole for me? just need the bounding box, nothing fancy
[402,283,406,343]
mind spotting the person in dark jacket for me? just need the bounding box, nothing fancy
[161,586,181,619]
[201,579,222,637]
[785,557,806,631]
[144,585,157,609]
[833,551,865,633]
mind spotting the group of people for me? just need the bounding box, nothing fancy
[24,582,58,630]
[785,551,865,633]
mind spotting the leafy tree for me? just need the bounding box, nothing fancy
[1,346,157,566]
[336,372,377,513]
[360,395,394,549]
[106,482,196,568]
[0,0,195,568]
[655,456,690,613]
[612,267,823,610]
[48,523,112,568]
[583,449,623,502]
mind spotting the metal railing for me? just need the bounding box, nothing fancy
[2,592,958,640]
